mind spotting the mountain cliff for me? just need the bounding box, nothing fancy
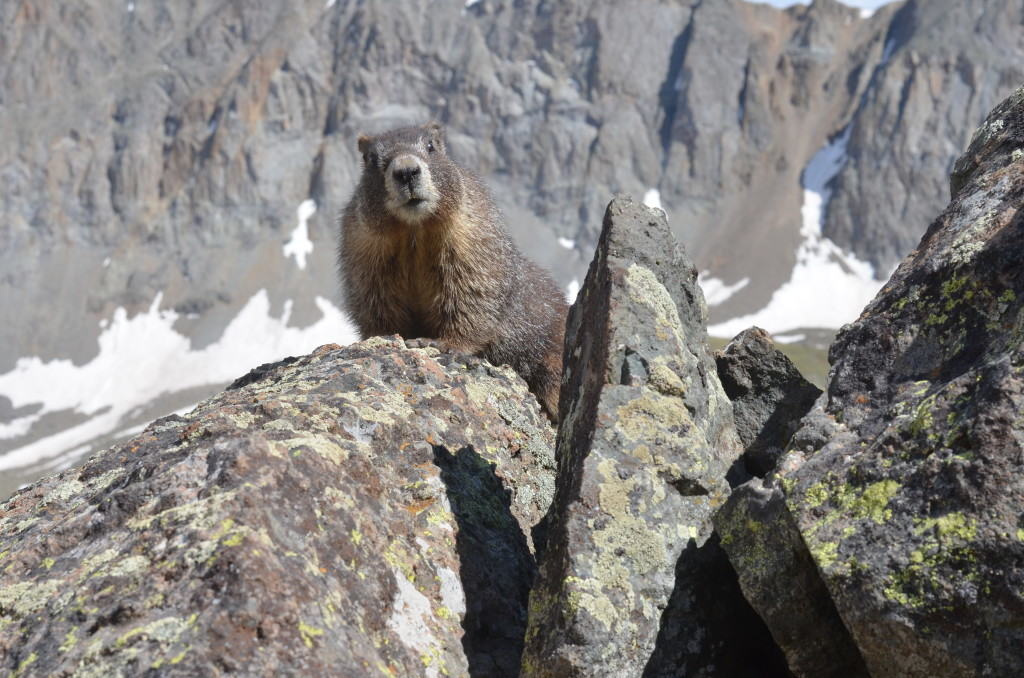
[2,0,1022,493]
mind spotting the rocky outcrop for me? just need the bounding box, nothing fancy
[825,0,1024,270]
[0,338,556,677]
[521,198,767,676]
[723,85,1024,677]
[716,327,823,479]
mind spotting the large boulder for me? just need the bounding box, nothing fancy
[0,338,556,677]
[724,85,1024,678]
[522,198,773,676]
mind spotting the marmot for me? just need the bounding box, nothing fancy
[338,121,568,421]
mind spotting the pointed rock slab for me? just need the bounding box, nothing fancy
[522,198,742,676]
[0,338,556,677]
[776,86,1024,677]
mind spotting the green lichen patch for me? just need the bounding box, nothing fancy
[10,652,37,677]
[0,579,62,617]
[849,480,900,525]
[810,540,839,569]
[914,512,977,543]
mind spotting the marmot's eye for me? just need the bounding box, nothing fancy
[426,141,435,154]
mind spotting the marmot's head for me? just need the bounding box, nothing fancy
[356,122,459,225]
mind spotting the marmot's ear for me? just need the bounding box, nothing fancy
[425,120,446,150]
[357,134,373,156]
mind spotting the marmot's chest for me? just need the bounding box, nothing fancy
[396,238,443,305]
[387,233,466,318]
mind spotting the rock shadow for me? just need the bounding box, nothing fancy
[642,533,794,678]
[433,444,537,678]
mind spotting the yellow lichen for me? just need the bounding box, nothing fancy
[849,480,900,524]
[811,540,839,569]
[60,627,79,653]
[298,621,325,648]
[914,512,977,542]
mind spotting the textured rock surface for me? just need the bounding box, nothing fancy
[716,476,869,678]
[825,0,1024,269]
[521,198,745,676]
[775,86,1024,677]
[0,338,556,677]
[716,327,823,479]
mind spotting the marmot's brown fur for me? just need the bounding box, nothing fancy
[339,122,568,421]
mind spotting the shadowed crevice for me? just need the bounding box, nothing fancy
[434,445,537,678]
[642,534,794,678]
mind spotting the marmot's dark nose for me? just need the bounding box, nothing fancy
[393,165,421,186]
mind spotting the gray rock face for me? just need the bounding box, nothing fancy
[0,338,556,677]
[824,0,1024,271]
[716,327,823,479]
[521,198,743,676]
[770,86,1024,677]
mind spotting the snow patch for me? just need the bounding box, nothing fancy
[881,38,896,64]
[0,416,37,441]
[698,273,751,307]
[709,126,884,337]
[566,279,581,304]
[557,237,575,250]
[642,188,665,215]
[325,0,336,7]
[283,199,317,270]
[0,290,357,472]
[773,333,806,344]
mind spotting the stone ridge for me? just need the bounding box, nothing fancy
[715,327,823,480]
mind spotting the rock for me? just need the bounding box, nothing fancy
[521,198,746,676]
[715,477,870,678]
[716,327,823,479]
[640,532,793,678]
[0,337,556,677]
[775,85,1024,676]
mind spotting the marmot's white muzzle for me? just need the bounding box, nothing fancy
[385,154,439,222]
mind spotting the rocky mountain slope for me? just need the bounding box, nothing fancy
[2,83,1023,675]
[2,0,1022,496]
